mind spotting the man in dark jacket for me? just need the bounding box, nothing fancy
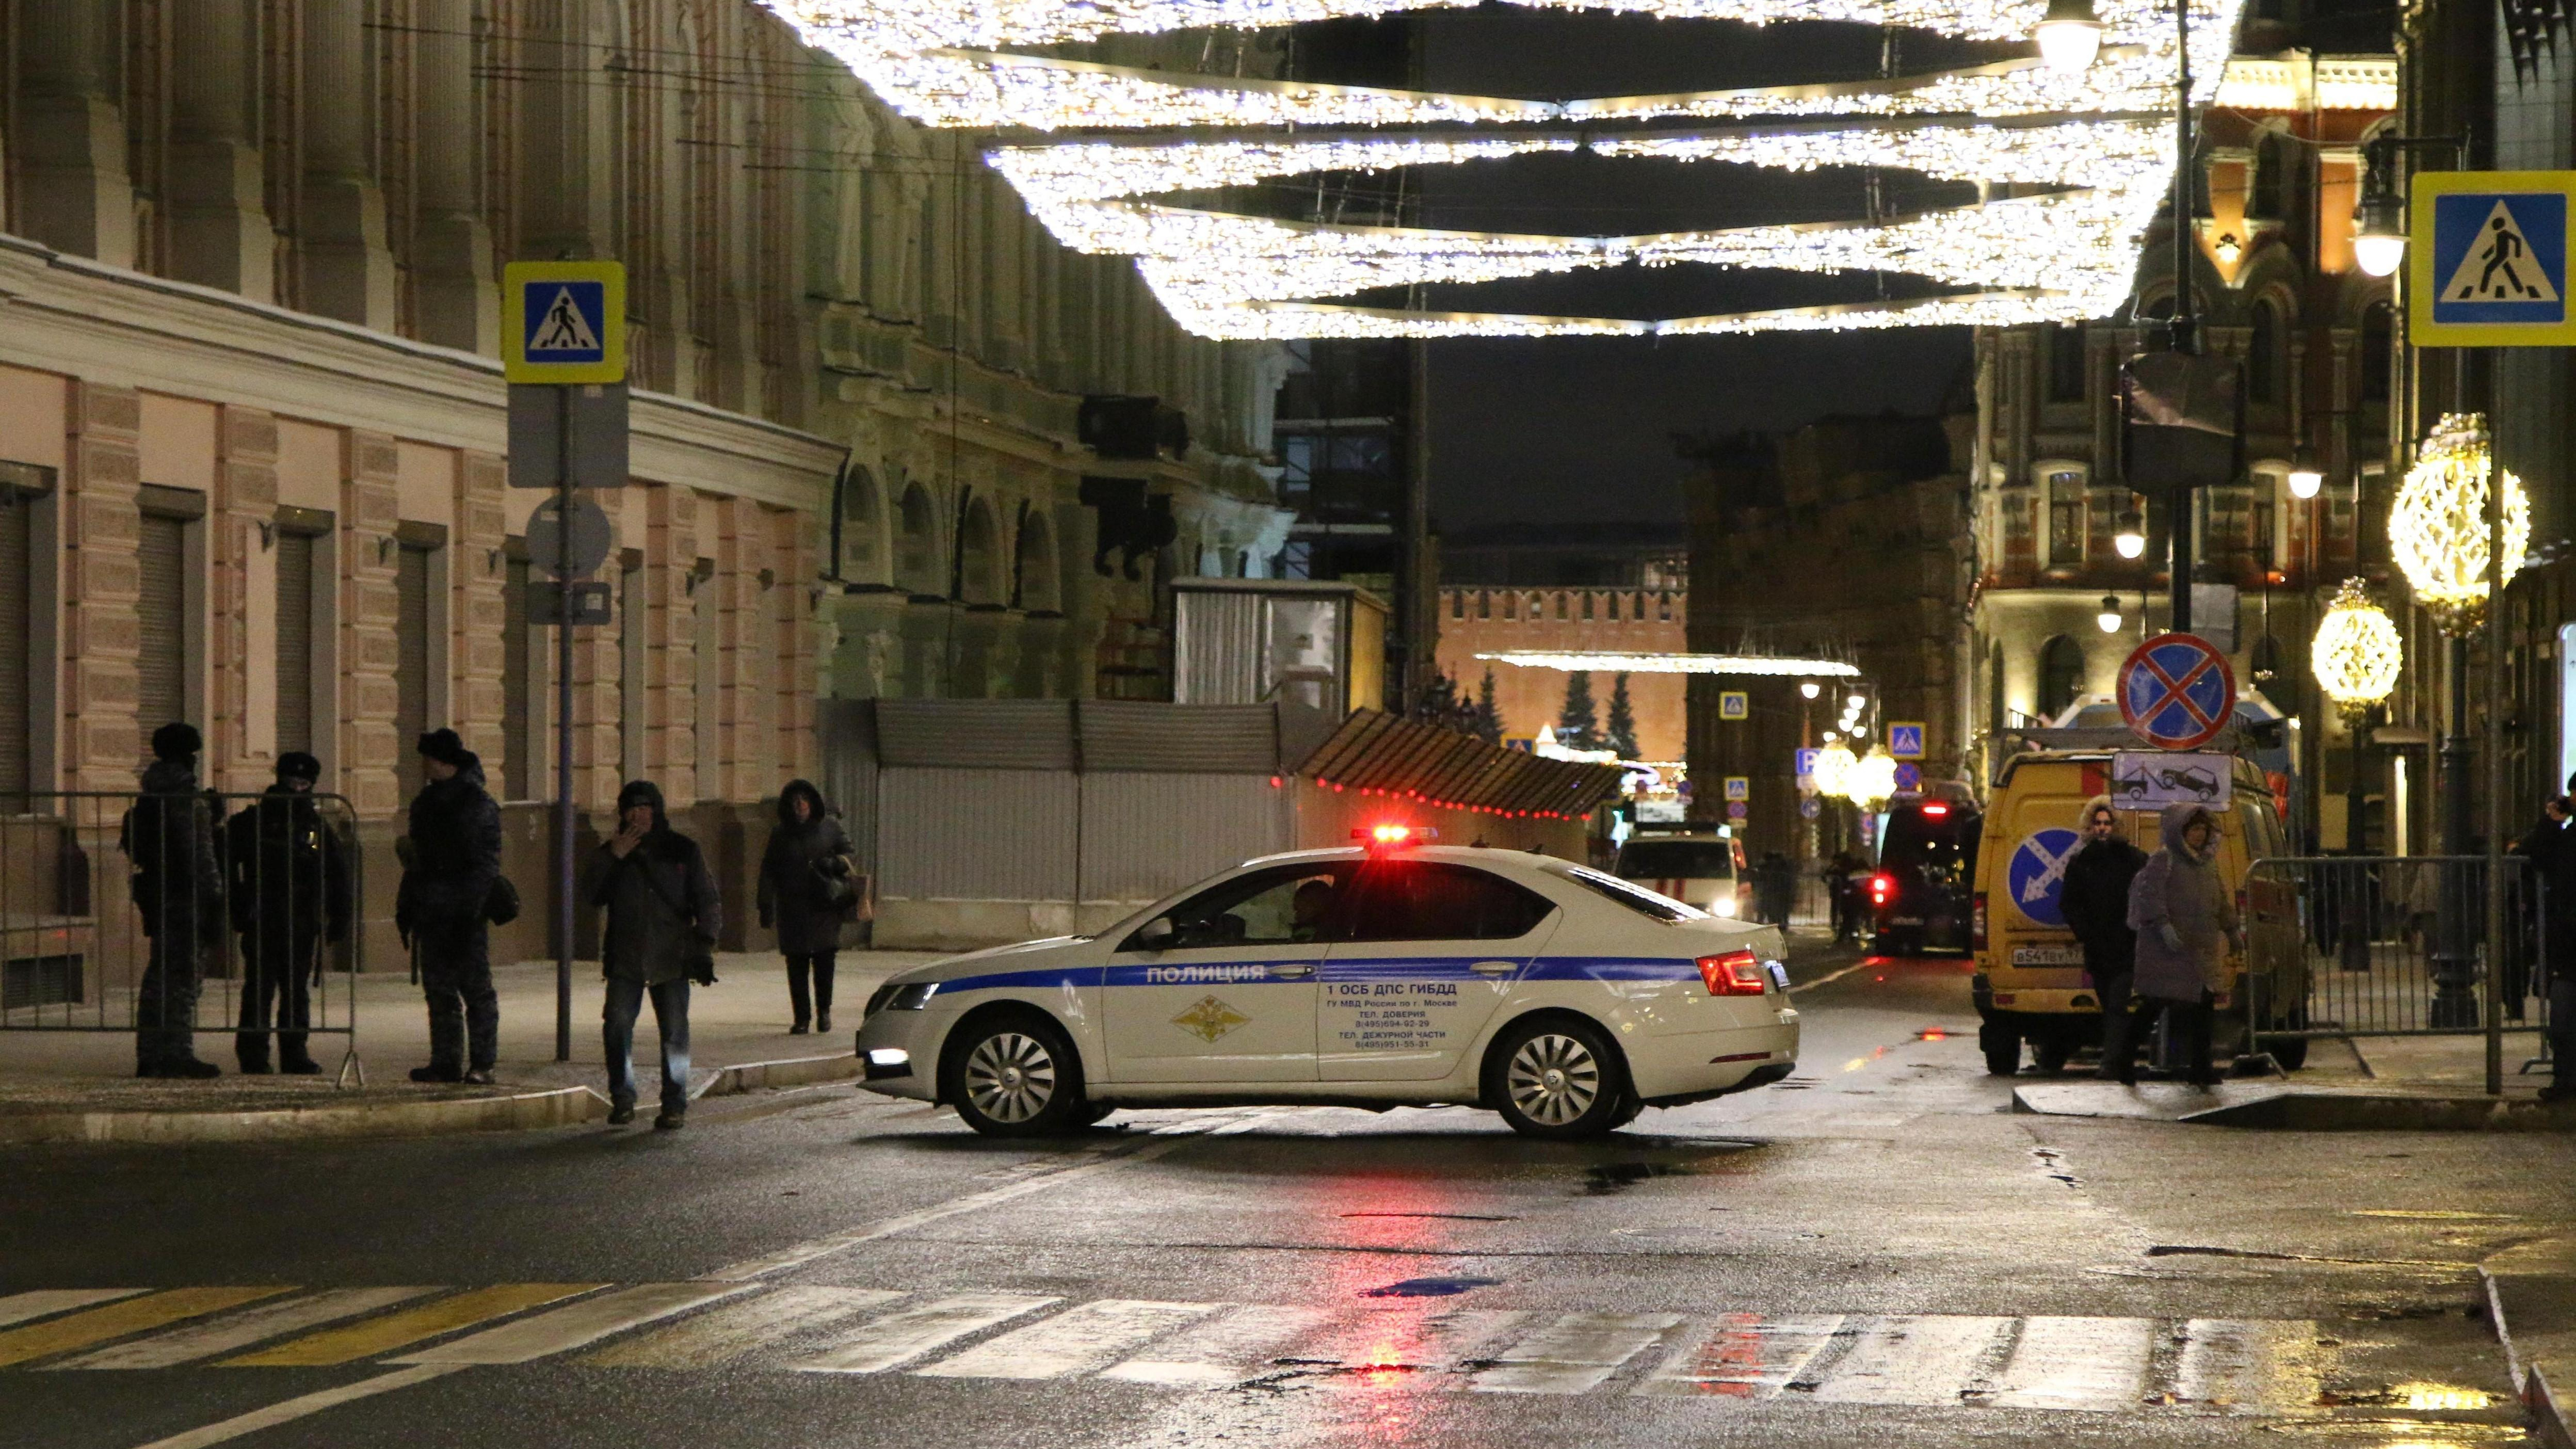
[399,729,502,1084]
[126,722,224,1078]
[227,752,351,1074]
[2059,795,2150,1084]
[593,779,721,1128]
[758,779,856,1034]
[2515,796,2576,1102]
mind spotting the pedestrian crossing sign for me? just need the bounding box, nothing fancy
[1718,690,1748,721]
[2411,171,2576,346]
[503,261,627,383]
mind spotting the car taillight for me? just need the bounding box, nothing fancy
[1869,873,1895,906]
[1972,892,1987,951]
[1697,949,1768,996]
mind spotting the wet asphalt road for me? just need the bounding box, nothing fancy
[0,941,2552,1449]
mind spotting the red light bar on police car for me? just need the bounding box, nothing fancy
[1356,824,1439,846]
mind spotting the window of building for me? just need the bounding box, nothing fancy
[836,465,880,582]
[2250,135,2287,219]
[2037,635,2086,721]
[2047,470,2086,566]
[2248,299,2280,404]
[1553,593,1566,621]
[1477,591,1490,620]
[1450,592,1463,620]
[135,489,204,737]
[1582,592,1595,621]
[2047,326,2086,403]
[272,520,327,759]
[0,466,46,799]
[394,541,436,759]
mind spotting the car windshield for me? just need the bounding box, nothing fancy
[1561,865,1707,921]
[1614,840,1734,880]
[1880,811,1977,876]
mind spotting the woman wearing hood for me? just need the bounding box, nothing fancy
[592,780,722,1128]
[758,779,858,1034]
[2117,802,2243,1087]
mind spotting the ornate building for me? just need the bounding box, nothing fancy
[1964,53,2397,844]
[0,0,1291,957]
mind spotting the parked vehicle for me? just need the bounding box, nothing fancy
[1869,797,1981,956]
[1613,831,1751,920]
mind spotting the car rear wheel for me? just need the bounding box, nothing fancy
[1487,1016,1631,1140]
[2033,1038,2071,1074]
[1980,1022,2022,1075]
[942,1010,1089,1137]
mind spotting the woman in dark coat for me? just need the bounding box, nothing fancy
[759,779,857,1034]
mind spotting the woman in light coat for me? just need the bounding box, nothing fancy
[2117,802,2242,1087]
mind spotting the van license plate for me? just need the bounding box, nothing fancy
[2010,945,2084,967]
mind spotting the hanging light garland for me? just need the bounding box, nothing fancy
[1842,748,1900,808]
[2310,577,2403,720]
[1811,742,1859,799]
[2389,413,2531,636]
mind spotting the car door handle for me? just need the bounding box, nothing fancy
[1471,960,1517,976]
[1270,963,1315,978]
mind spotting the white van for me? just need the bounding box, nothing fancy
[1612,832,1750,919]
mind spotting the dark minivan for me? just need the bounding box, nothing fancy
[1870,797,1982,956]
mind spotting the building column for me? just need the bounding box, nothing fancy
[300,0,397,328]
[60,383,144,794]
[165,0,273,298]
[411,0,496,352]
[15,0,136,266]
[210,407,282,788]
[340,431,404,817]
[453,453,509,779]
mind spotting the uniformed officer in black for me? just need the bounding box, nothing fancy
[127,722,224,1078]
[228,751,351,1074]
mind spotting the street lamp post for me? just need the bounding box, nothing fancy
[2313,578,2403,970]
[2388,414,2530,1027]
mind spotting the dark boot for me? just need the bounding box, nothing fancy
[410,1064,462,1084]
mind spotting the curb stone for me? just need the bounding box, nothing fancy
[0,1086,606,1145]
[2481,1259,2576,1449]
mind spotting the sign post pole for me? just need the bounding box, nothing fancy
[505,260,627,1065]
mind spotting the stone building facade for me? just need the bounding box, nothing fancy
[0,0,1290,960]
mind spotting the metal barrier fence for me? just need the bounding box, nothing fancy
[0,791,363,1083]
[2244,856,2546,1053]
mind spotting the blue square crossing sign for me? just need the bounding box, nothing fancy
[503,261,627,383]
[2412,171,2576,346]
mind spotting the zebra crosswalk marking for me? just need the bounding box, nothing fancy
[1295,1307,1532,1386]
[390,1282,752,1366]
[2175,1316,2325,1413]
[1806,1315,2011,1405]
[219,1284,607,1367]
[0,1290,149,1331]
[1635,1312,1843,1399]
[586,1287,905,1369]
[1987,1316,2154,1412]
[915,1299,1220,1381]
[1100,1305,1330,1387]
[791,1293,1058,1375]
[51,1289,439,1371]
[1470,1312,1683,1395]
[0,1288,294,1368]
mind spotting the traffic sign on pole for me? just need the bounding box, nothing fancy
[2410,170,2576,346]
[1718,690,1748,721]
[503,261,627,383]
[2117,633,2237,751]
[524,497,616,581]
[1724,776,1749,802]
[508,383,630,489]
[1888,722,1925,760]
[1893,762,1922,795]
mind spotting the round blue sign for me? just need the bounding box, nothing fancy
[2118,633,2236,751]
[2005,828,2083,928]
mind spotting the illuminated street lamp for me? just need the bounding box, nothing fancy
[2353,169,2408,279]
[1800,680,1821,699]
[2032,0,2105,73]
[2114,508,2147,560]
[2389,414,2528,1026]
[1846,692,1867,712]
[1811,742,1856,801]
[2287,450,2324,500]
[2096,593,2123,633]
[1843,749,1898,810]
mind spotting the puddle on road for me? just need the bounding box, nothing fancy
[2259,1421,2526,1442]
[1356,1277,1502,1298]
[1340,1212,1517,1222]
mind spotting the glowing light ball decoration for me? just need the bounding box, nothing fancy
[1811,742,1857,800]
[1843,749,1899,808]
[2310,576,2403,721]
[2390,413,2531,635]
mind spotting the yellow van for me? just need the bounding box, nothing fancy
[1971,747,2307,1075]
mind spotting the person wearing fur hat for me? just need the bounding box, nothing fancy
[2059,796,2149,1082]
[591,779,721,1128]
[2117,802,2244,1087]
[226,752,350,1074]
[123,722,224,1077]
[758,779,858,1035]
[398,728,503,1084]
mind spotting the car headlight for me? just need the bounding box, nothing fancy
[1709,895,1737,916]
[864,981,940,1016]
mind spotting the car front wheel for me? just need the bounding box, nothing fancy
[1487,1016,1631,1140]
[942,1011,1089,1137]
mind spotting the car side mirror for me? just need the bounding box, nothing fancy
[1134,916,1176,951]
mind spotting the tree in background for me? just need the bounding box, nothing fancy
[1605,673,1639,759]
[1412,668,1482,736]
[1555,672,1598,750]
[1473,670,1504,745]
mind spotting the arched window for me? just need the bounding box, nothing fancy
[895,484,940,596]
[957,501,1001,606]
[1014,510,1058,613]
[2251,133,2288,220]
[2046,468,2087,566]
[838,465,881,582]
[2361,302,2394,403]
[2248,299,2280,404]
[2047,326,2086,403]
[2038,635,2086,721]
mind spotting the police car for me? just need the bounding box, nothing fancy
[856,828,1799,1140]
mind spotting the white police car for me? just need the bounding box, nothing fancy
[856,830,1799,1139]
